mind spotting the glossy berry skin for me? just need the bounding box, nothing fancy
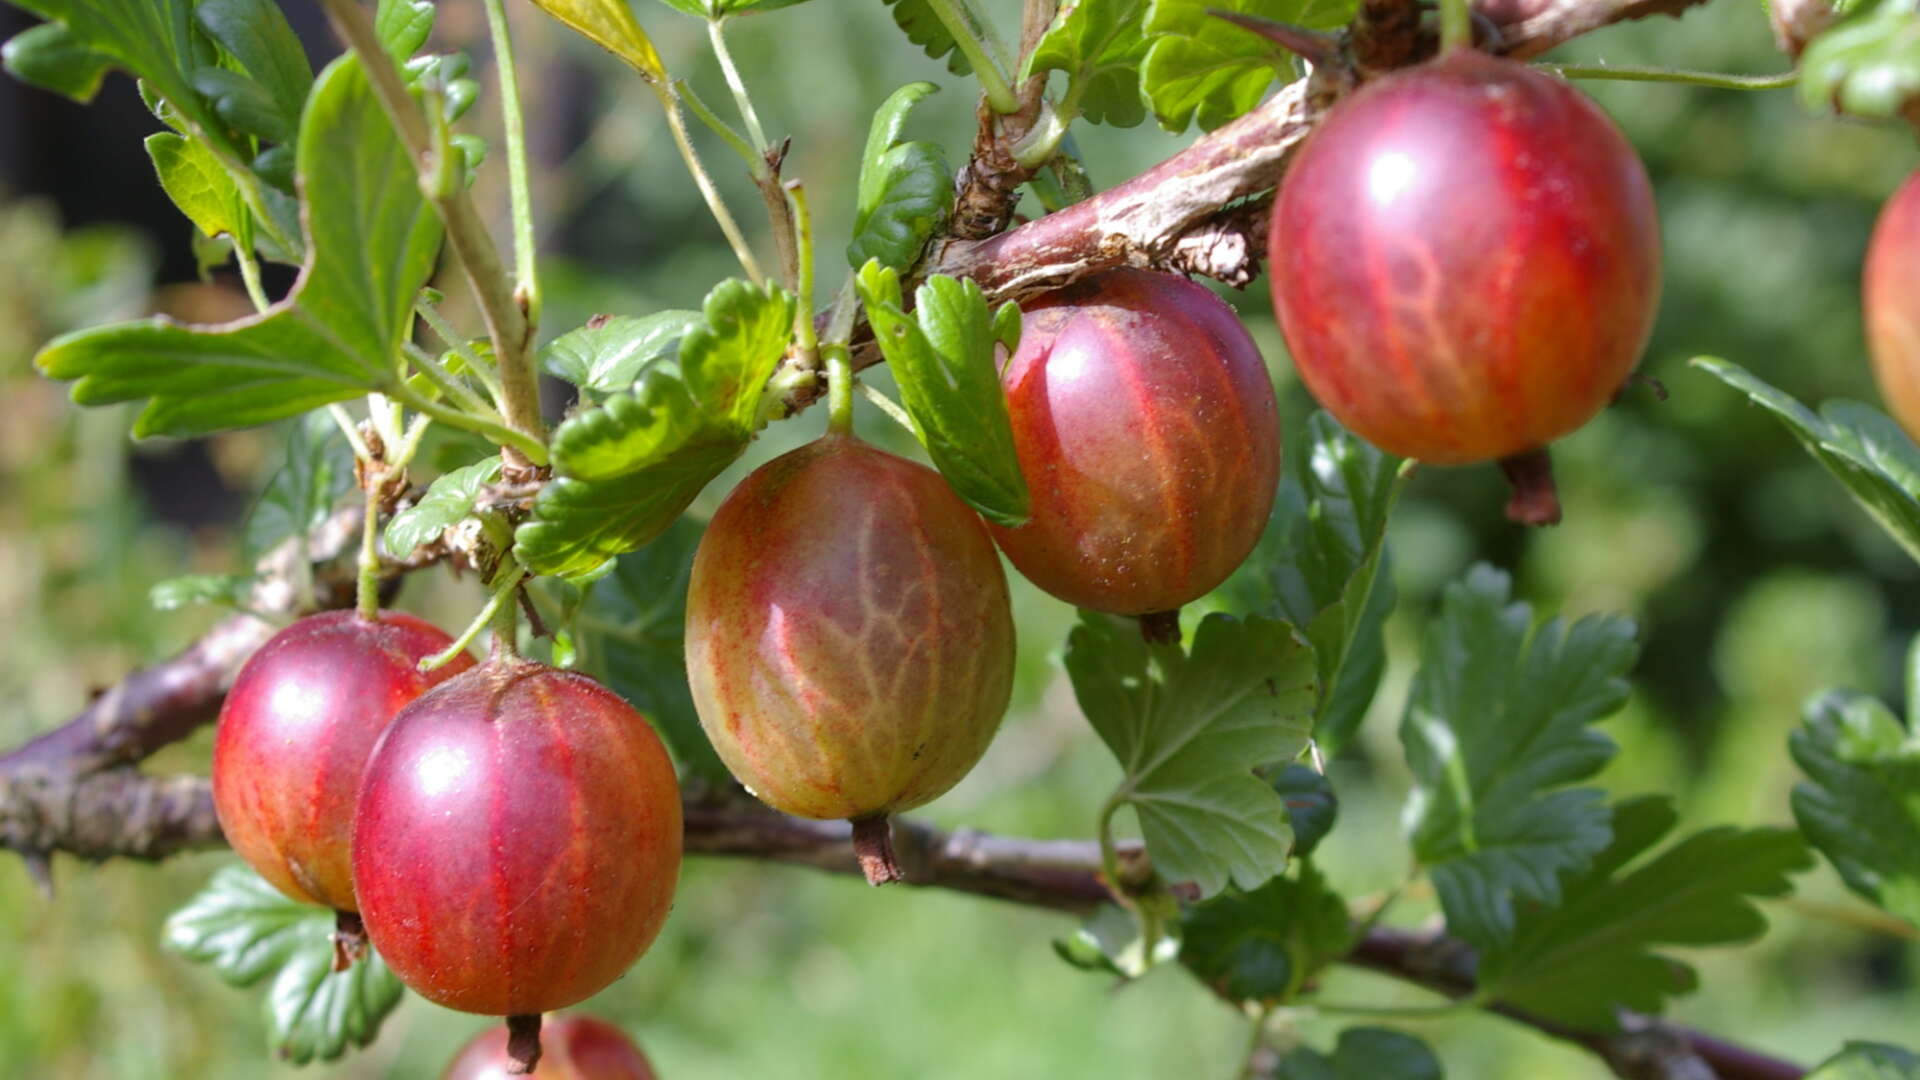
[351,660,682,1017]
[1866,168,1920,441]
[211,609,474,911]
[988,269,1281,615]
[685,435,1015,822]
[442,1015,657,1080]
[1270,49,1661,465]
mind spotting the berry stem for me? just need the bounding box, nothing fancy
[330,911,368,973]
[505,1013,543,1075]
[1437,0,1472,52]
[826,342,856,436]
[1498,448,1563,526]
[1138,610,1183,645]
[355,478,382,622]
[851,815,905,885]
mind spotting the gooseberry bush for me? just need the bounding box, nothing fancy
[5,0,1920,1075]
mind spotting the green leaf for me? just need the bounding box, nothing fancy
[1220,411,1405,754]
[1026,0,1152,127]
[164,865,405,1065]
[1053,899,1182,978]
[150,572,251,611]
[1270,763,1336,857]
[1477,796,1810,1030]
[1694,357,1920,563]
[1800,2,1920,120]
[2,22,113,101]
[386,457,504,559]
[195,0,312,133]
[882,0,971,74]
[856,263,1029,524]
[1141,0,1352,132]
[1791,684,1920,929]
[146,131,246,241]
[375,0,437,59]
[516,279,796,578]
[37,56,442,436]
[1810,1043,1920,1079]
[192,65,294,144]
[1180,860,1352,1003]
[573,516,727,778]
[1066,612,1316,898]
[848,82,953,271]
[1401,565,1636,951]
[244,413,353,561]
[541,311,702,396]
[525,0,668,80]
[1275,1028,1444,1080]
[652,0,813,14]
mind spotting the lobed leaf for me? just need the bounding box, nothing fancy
[1179,859,1352,1002]
[1275,1028,1444,1080]
[1,22,113,101]
[1142,0,1352,132]
[1401,565,1637,950]
[1026,0,1153,127]
[541,310,702,396]
[882,0,971,74]
[849,82,953,271]
[195,0,312,134]
[1790,676,1920,929]
[1066,612,1316,898]
[385,457,504,559]
[1799,2,1920,121]
[243,412,353,562]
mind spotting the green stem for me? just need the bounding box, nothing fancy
[789,182,818,347]
[859,383,915,434]
[389,414,432,473]
[655,83,765,285]
[414,298,505,406]
[707,18,770,152]
[1437,0,1470,51]
[1237,1004,1277,1080]
[1539,63,1798,90]
[678,79,761,170]
[925,0,1020,113]
[325,404,375,462]
[421,561,526,672]
[233,242,271,312]
[1011,99,1076,169]
[356,479,382,621]
[489,559,525,660]
[482,0,541,328]
[825,344,855,436]
[407,343,501,421]
[389,381,550,465]
[1096,792,1126,900]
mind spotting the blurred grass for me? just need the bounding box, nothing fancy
[4,0,1920,1076]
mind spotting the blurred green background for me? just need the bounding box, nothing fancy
[2,0,1917,1076]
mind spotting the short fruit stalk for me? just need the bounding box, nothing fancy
[684,435,1017,885]
[351,659,683,1073]
[442,1014,658,1080]
[990,269,1282,625]
[211,609,476,917]
[1269,48,1662,525]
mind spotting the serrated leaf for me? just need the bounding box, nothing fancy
[1401,565,1636,950]
[1180,859,1352,1002]
[1275,1028,1444,1080]
[1476,796,1810,1030]
[572,515,727,778]
[386,457,503,559]
[375,0,437,59]
[1810,1043,1920,1079]
[1695,357,1920,564]
[164,864,404,1064]
[244,413,353,561]
[525,0,667,81]
[541,311,702,395]
[1066,612,1316,898]
[36,56,441,436]
[516,280,795,577]
[883,0,971,74]
[1142,0,1353,132]
[1220,411,1405,754]
[195,0,312,133]
[856,263,1029,524]
[2,22,113,101]
[192,64,294,144]
[150,572,252,611]
[146,131,246,241]
[848,82,953,271]
[1800,2,1920,120]
[1053,899,1182,978]
[1026,0,1152,127]
[1791,682,1920,929]
[1270,763,1336,857]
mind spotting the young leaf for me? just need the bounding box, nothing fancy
[882,0,971,74]
[1142,0,1353,132]
[375,0,437,60]
[150,572,252,611]
[194,0,313,130]
[1809,1043,1920,1079]
[192,65,295,144]
[36,56,441,437]
[541,311,702,396]
[1476,796,1810,1030]
[1695,357,1920,564]
[146,131,248,243]
[516,280,796,578]
[243,413,352,561]
[1220,411,1405,753]
[1179,859,1352,1003]
[572,515,729,779]
[1275,1028,1444,1080]
[1066,612,1316,898]
[1025,0,1152,127]
[1401,565,1636,951]
[848,83,954,271]
[386,457,505,560]
[1799,4,1920,121]
[524,0,668,81]
[164,865,405,1064]
[856,263,1029,525]
[1,22,113,102]
[1790,687,1920,929]
[1054,899,1182,978]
